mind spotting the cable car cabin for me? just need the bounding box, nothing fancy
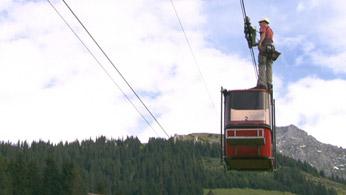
[222,88,276,171]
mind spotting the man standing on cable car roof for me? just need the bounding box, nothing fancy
[256,17,277,91]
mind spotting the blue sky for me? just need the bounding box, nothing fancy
[1,0,346,148]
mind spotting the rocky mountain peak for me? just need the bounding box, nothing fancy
[277,125,346,179]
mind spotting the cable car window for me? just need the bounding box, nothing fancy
[229,91,269,110]
[226,90,271,125]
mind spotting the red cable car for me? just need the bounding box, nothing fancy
[221,88,276,171]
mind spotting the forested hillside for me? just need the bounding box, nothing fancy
[0,137,343,195]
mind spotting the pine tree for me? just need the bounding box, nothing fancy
[0,156,12,195]
[42,158,63,195]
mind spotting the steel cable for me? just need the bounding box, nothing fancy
[169,0,218,112]
[47,0,164,138]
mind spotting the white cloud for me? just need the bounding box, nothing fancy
[0,0,256,144]
[296,0,323,12]
[276,35,315,67]
[296,2,305,12]
[309,1,346,74]
[277,77,346,147]
[277,35,305,50]
[0,0,11,11]
[311,51,346,74]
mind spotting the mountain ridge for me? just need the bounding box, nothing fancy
[277,125,346,179]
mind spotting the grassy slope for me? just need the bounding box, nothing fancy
[203,177,346,195]
[203,188,295,195]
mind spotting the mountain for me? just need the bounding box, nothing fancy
[277,125,346,179]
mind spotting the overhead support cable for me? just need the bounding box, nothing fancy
[240,0,258,79]
[240,0,247,20]
[169,0,217,112]
[47,0,167,138]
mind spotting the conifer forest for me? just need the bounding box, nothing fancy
[0,137,341,195]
